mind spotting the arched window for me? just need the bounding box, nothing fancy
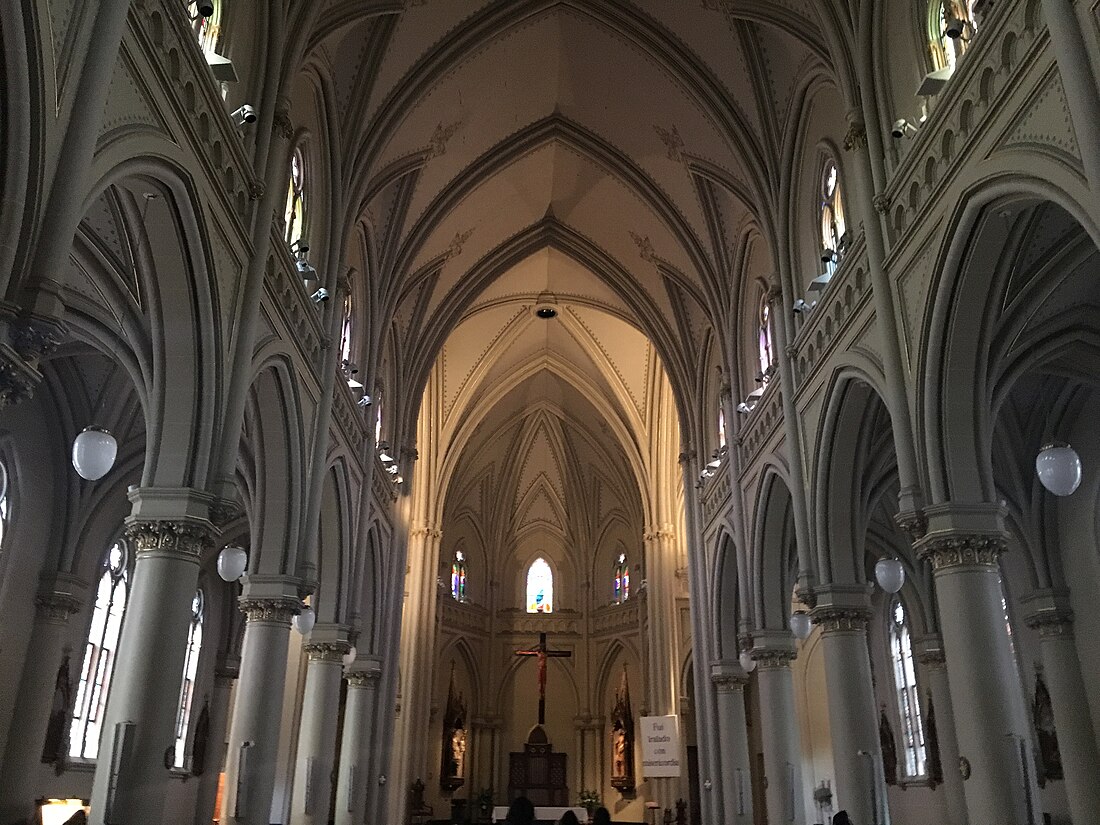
[374,394,383,444]
[757,299,774,378]
[71,541,129,760]
[888,598,927,778]
[820,160,846,275]
[613,553,630,604]
[451,551,467,602]
[284,146,306,246]
[717,406,726,450]
[930,1,982,72]
[187,0,223,55]
[338,293,354,367]
[526,558,554,613]
[173,589,205,767]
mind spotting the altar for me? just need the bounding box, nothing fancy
[491,805,590,823]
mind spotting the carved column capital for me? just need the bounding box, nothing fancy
[843,120,867,152]
[1024,608,1075,638]
[124,518,217,560]
[872,193,892,214]
[811,606,871,634]
[894,509,928,542]
[750,648,797,670]
[915,648,947,670]
[711,671,748,691]
[35,590,83,624]
[304,641,351,663]
[238,596,300,624]
[916,533,1007,571]
[273,110,294,141]
[346,669,382,688]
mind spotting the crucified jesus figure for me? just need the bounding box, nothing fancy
[514,632,572,725]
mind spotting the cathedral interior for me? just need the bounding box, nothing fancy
[1,1,1100,824]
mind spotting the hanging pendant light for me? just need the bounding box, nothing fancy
[1036,442,1082,496]
[293,604,316,635]
[343,645,358,667]
[874,558,906,594]
[789,611,812,640]
[72,426,118,480]
[217,545,248,582]
[738,651,757,673]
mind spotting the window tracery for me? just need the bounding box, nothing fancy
[451,551,467,602]
[173,589,205,768]
[613,553,630,604]
[888,598,927,778]
[526,558,553,613]
[284,146,306,247]
[820,160,846,276]
[71,541,130,760]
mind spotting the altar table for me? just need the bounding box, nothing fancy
[492,805,590,823]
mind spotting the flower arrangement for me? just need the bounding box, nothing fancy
[578,789,602,810]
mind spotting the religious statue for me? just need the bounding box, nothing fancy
[41,651,73,773]
[440,664,468,791]
[879,706,898,786]
[610,666,635,792]
[1032,669,1062,785]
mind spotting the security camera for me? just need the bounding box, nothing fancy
[792,299,810,314]
[891,119,918,139]
[195,1,216,16]
[311,288,330,304]
[821,248,836,264]
[291,239,310,256]
[357,394,373,408]
[231,104,257,126]
[943,17,967,39]
[297,259,317,280]
[736,402,753,414]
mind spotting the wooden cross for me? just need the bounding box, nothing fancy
[515,632,572,725]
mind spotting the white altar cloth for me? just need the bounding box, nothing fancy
[492,805,590,822]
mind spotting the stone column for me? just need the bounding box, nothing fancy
[335,660,382,825]
[751,633,806,825]
[289,627,352,825]
[1023,593,1100,825]
[811,588,888,825]
[89,488,216,825]
[711,661,753,825]
[915,505,1037,825]
[221,576,302,825]
[193,660,239,825]
[0,578,84,824]
[914,640,968,825]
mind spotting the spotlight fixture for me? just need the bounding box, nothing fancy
[792,299,814,314]
[891,119,918,139]
[194,0,215,16]
[736,402,752,414]
[535,307,557,319]
[357,394,373,408]
[290,240,310,255]
[943,16,968,39]
[821,248,837,265]
[311,288,330,304]
[230,104,257,126]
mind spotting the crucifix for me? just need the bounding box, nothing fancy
[515,632,572,725]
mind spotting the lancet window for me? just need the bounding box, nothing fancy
[613,553,630,604]
[526,558,554,613]
[173,589,205,767]
[888,598,927,778]
[758,298,774,378]
[820,160,846,276]
[451,551,467,602]
[284,146,306,246]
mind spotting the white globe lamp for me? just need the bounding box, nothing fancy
[874,558,906,594]
[72,426,117,480]
[738,651,757,673]
[1036,443,1082,497]
[217,545,248,582]
[294,605,316,635]
[789,611,812,640]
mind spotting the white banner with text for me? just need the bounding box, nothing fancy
[640,715,681,777]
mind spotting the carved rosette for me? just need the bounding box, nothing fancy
[238,596,301,624]
[1025,609,1074,639]
[751,649,797,670]
[916,533,1007,571]
[812,606,871,634]
[35,591,83,624]
[124,519,216,560]
[347,670,382,689]
[304,641,351,664]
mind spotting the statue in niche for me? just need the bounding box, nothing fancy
[41,651,74,772]
[924,690,943,787]
[440,664,468,791]
[879,706,898,786]
[1032,668,1062,785]
[610,666,635,793]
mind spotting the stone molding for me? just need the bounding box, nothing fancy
[35,591,83,624]
[1024,608,1074,638]
[916,533,1007,571]
[124,518,216,560]
[305,641,352,663]
[238,596,300,624]
[751,649,797,670]
[811,606,871,634]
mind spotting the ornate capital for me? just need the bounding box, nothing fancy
[843,120,867,152]
[812,606,871,634]
[1025,608,1074,638]
[872,193,892,214]
[124,519,216,560]
[894,510,928,543]
[347,669,382,688]
[11,315,65,364]
[209,498,243,529]
[247,179,266,201]
[35,591,82,624]
[238,596,300,624]
[304,641,351,663]
[916,649,947,670]
[751,649,797,670]
[916,533,1007,571]
[711,671,748,691]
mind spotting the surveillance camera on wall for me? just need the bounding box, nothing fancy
[311,288,330,304]
[357,394,373,408]
[891,119,918,139]
[291,239,310,255]
[195,1,216,16]
[231,104,257,126]
[297,260,318,282]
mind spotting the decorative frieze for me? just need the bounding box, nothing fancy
[812,606,871,634]
[238,596,301,624]
[124,518,216,559]
[916,533,1007,571]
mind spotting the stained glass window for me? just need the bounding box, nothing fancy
[820,160,846,276]
[173,589,204,768]
[758,300,774,377]
[285,147,306,246]
[526,558,553,613]
[339,293,354,366]
[889,598,927,777]
[71,541,129,759]
[451,551,467,602]
[717,406,726,449]
[613,553,630,604]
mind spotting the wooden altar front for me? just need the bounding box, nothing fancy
[507,726,568,807]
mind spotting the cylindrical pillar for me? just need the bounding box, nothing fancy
[915,642,968,825]
[711,662,753,825]
[0,583,83,824]
[916,507,1038,825]
[334,661,382,825]
[89,493,215,825]
[1024,599,1100,825]
[194,662,239,825]
[221,581,301,825]
[812,591,888,825]
[289,629,351,825]
[752,636,805,825]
